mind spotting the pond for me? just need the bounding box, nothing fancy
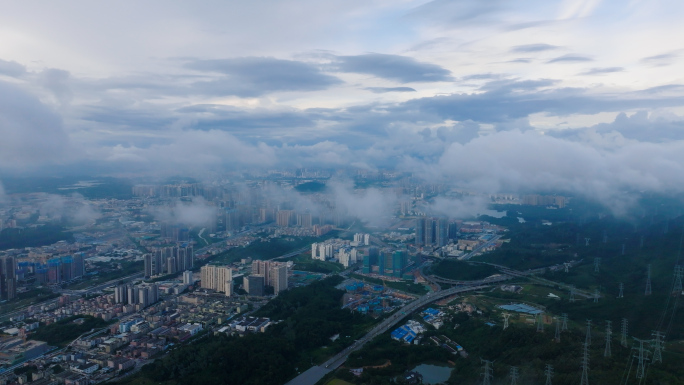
[412,364,452,384]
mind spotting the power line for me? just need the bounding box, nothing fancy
[618,283,624,298]
[594,257,601,273]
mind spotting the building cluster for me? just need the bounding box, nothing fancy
[390,320,425,344]
[421,308,445,329]
[342,281,415,316]
[113,283,161,309]
[245,260,289,296]
[415,217,449,247]
[362,248,411,279]
[144,245,194,278]
[311,235,369,268]
[200,264,233,294]
[522,194,566,208]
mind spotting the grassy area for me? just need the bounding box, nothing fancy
[284,254,344,274]
[325,379,355,385]
[209,233,340,265]
[0,288,60,317]
[429,260,498,281]
[30,315,109,347]
[65,260,143,290]
[350,273,428,295]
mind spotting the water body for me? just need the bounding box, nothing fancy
[412,364,452,384]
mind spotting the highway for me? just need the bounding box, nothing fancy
[283,278,510,385]
[458,235,502,260]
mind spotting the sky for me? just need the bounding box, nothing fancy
[1,0,684,201]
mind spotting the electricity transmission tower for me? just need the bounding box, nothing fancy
[554,317,560,343]
[593,288,600,303]
[561,313,568,331]
[674,265,683,293]
[481,359,494,385]
[594,257,601,273]
[502,313,510,330]
[585,320,592,345]
[580,342,590,385]
[604,321,612,357]
[585,237,591,246]
[618,283,624,298]
[633,338,651,379]
[509,366,519,385]
[652,331,664,364]
[621,319,628,347]
[645,264,652,296]
[544,364,553,385]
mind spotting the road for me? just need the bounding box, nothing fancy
[458,235,502,260]
[284,278,510,385]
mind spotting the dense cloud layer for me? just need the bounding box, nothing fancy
[1,0,684,215]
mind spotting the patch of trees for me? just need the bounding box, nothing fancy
[116,276,374,385]
[0,225,74,250]
[31,315,108,347]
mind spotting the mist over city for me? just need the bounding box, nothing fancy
[1,2,684,385]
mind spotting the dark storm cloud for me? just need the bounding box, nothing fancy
[0,59,26,77]
[579,67,624,75]
[184,57,343,97]
[510,43,558,53]
[364,87,416,93]
[547,54,593,63]
[333,53,453,83]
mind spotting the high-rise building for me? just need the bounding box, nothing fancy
[245,275,265,296]
[0,256,16,301]
[276,210,294,227]
[269,265,288,294]
[225,280,234,296]
[72,253,85,279]
[252,260,271,283]
[435,218,448,247]
[415,218,425,247]
[144,254,153,278]
[60,256,73,282]
[114,284,127,304]
[392,250,407,278]
[47,258,61,284]
[201,265,232,293]
[183,270,194,285]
